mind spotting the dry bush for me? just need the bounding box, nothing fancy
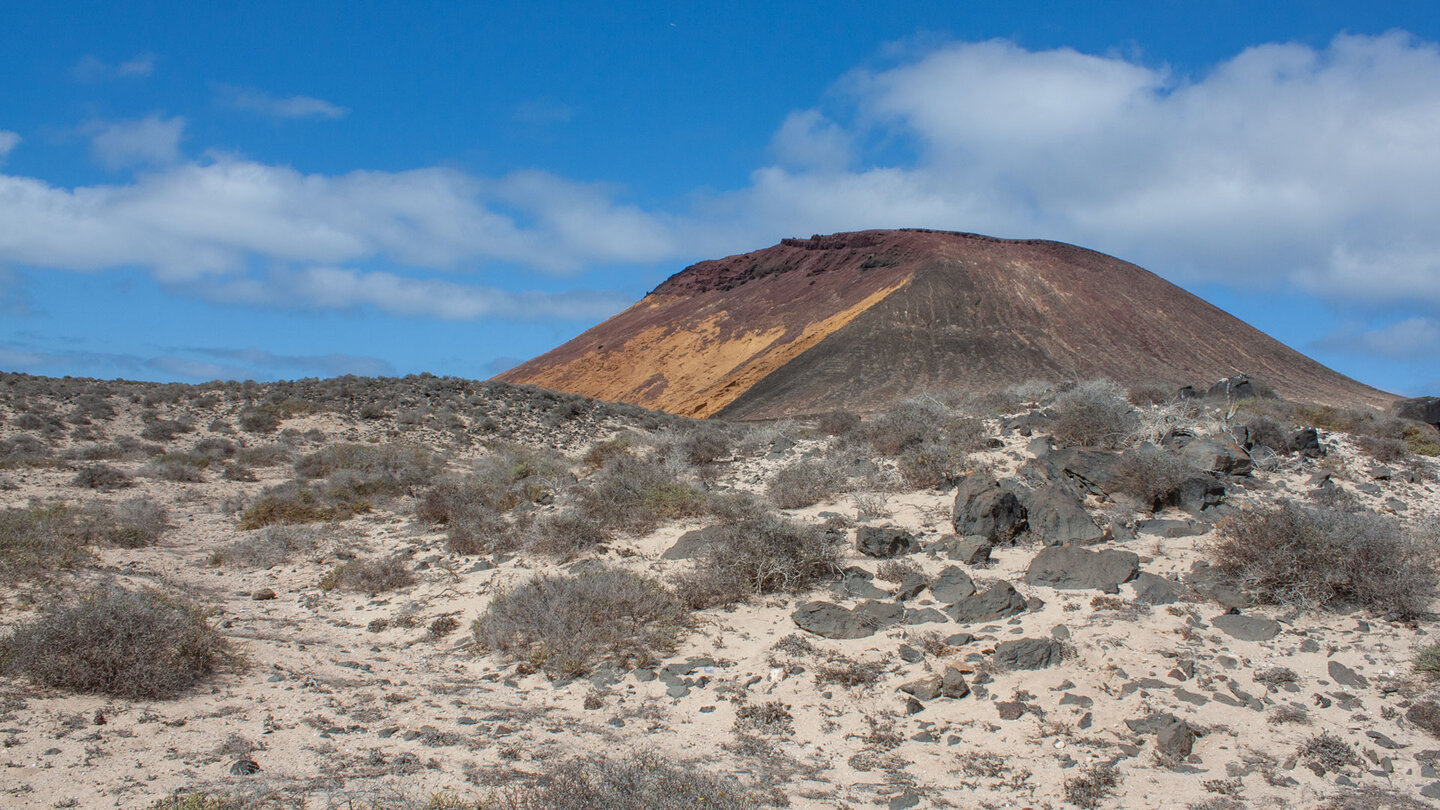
[319,555,415,594]
[875,558,921,583]
[140,418,192,442]
[0,503,97,580]
[813,655,884,687]
[679,425,732,465]
[142,454,209,482]
[1,586,235,699]
[474,568,689,677]
[526,510,613,558]
[295,442,442,495]
[1297,731,1360,775]
[1049,380,1138,449]
[237,480,371,528]
[0,433,55,468]
[488,751,766,809]
[417,445,570,522]
[72,463,133,490]
[573,455,708,534]
[1109,445,1194,510]
[1208,501,1439,619]
[766,458,848,509]
[210,524,324,568]
[1063,761,1119,808]
[817,410,862,436]
[234,444,292,467]
[582,436,633,470]
[1289,403,1439,458]
[674,513,842,609]
[93,497,170,548]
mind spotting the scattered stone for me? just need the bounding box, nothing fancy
[902,607,948,625]
[952,475,1027,545]
[993,638,1063,670]
[856,526,920,558]
[830,568,889,600]
[893,573,928,601]
[1023,485,1106,545]
[941,667,970,699]
[996,701,1027,720]
[792,599,904,639]
[1211,613,1280,641]
[1135,519,1207,538]
[1129,572,1188,605]
[935,534,992,565]
[897,644,924,663]
[888,788,921,809]
[946,581,1028,624]
[251,588,277,600]
[1328,661,1369,689]
[929,566,977,602]
[1182,438,1254,476]
[1157,719,1199,762]
[1185,561,1252,610]
[662,526,727,560]
[1023,546,1138,591]
[230,759,261,776]
[1290,427,1325,458]
[1366,731,1406,750]
[900,676,943,701]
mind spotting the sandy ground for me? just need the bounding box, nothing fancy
[1,383,1439,809]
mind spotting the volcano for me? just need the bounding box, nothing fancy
[497,230,1392,420]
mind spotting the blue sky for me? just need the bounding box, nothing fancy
[2,1,1438,395]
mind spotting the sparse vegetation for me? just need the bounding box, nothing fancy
[1049,379,1138,449]
[319,555,415,594]
[1,586,235,699]
[474,568,688,677]
[766,458,848,509]
[1109,444,1193,509]
[1063,761,1119,808]
[0,503,97,580]
[1297,731,1360,775]
[674,513,842,609]
[1208,501,1439,618]
[487,751,766,809]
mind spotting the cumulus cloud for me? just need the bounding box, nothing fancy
[88,114,185,169]
[218,85,348,120]
[0,131,18,162]
[750,33,1440,306]
[73,53,156,81]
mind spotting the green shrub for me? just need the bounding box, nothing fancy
[474,568,688,677]
[1,586,235,699]
[1208,502,1439,619]
[674,513,842,609]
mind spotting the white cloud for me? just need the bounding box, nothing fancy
[88,114,185,170]
[1315,317,1440,360]
[190,266,633,321]
[0,131,18,162]
[770,109,853,170]
[73,53,156,81]
[218,85,348,120]
[720,32,1440,307]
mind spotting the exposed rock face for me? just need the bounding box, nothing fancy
[945,581,1028,623]
[1023,546,1139,591]
[993,638,1064,670]
[498,230,1392,419]
[1392,396,1440,428]
[952,475,1027,545]
[856,527,920,558]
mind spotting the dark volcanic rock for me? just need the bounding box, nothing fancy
[663,525,728,560]
[945,581,1028,624]
[1023,485,1105,546]
[1024,546,1139,591]
[1129,572,1189,605]
[830,568,890,600]
[1181,438,1254,476]
[1156,719,1199,761]
[1392,396,1440,428]
[856,526,920,558]
[993,638,1063,670]
[1328,661,1369,689]
[1184,561,1251,610]
[792,601,903,639]
[952,475,1027,545]
[1211,613,1280,641]
[929,565,977,602]
[933,534,992,565]
[1290,427,1325,458]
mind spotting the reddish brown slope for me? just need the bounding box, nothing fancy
[498,230,1393,419]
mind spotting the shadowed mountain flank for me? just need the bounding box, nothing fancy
[498,230,1392,419]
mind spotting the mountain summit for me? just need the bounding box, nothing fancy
[498,229,1391,419]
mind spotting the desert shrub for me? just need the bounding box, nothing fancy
[67,442,124,462]
[72,463,133,490]
[1405,700,1440,738]
[895,439,967,489]
[1297,731,1360,775]
[680,426,731,465]
[1,586,235,699]
[142,454,209,482]
[319,555,415,594]
[1414,644,1440,678]
[474,568,689,676]
[766,458,848,509]
[1208,501,1439,619]
[816,410,862,437]
[1239,414,1294,453]
[488,751,765,809]
[812,655,884,687]
[674,513,842,609]
[1353,434,1410,463]
[1049,380,1138,449]
[417,445,569,522]
[1063,761,1119,809]
[705,490,773,524]
[859,398,947,456]
[234,444,292,467]
[1109,445,1193,509]
[210,524,324,568]
[140,419,192,442]
[1292,404,1439,458]
[295,442,441,494]
[0,433,54,468]
[573,455,708,534]
[1126,383,1175,406]
[875,558,922,582]
[94,497,170,548]
[526,510,613,558]
[237,480,371,529]
[237,406,281,434]
[192,437,238,460]
[582,436,633,470]
[222,463,257,482]
[0,503,97,580]
[1319,786,1439,810]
